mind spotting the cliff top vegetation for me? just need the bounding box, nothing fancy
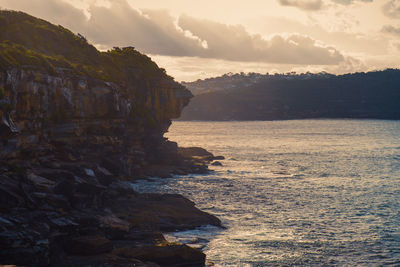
[0,10,172,85]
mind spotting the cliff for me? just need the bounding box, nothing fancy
[0,11,192,156]
[0,10,221,266]
[180,70,400,121]
[0,66,195,177]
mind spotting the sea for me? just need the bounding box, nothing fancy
[131,120,400,266]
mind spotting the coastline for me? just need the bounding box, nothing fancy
[0,11,225,266]
[0,49,222,267]
[0,142,223,266]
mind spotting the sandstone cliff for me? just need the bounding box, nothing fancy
[0,10,205,178]
[0,10,220,266]
[0,66,194,177]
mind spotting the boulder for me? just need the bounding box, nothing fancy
[98,214,131,240]
[178,147,214,161]
[110,193,222,232]
[0,174,27,212]
[32,192,71,210]
[0,227,50,266]
[27,172,56,191]
[65,235,113,256]
[113,243,205,267]
[144,165,173,178]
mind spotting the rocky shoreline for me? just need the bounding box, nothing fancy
[0,63,224,267]
[0,139,224,266]
[0,65,225,266]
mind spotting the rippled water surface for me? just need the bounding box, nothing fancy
[133,120,400,266]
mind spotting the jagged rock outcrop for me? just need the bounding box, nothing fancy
[0,10,220,267]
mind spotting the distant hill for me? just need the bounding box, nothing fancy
[179,70,400,120]
[181,72,265,95]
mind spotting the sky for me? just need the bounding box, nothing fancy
[0,0,400,81]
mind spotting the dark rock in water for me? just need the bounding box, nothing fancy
[211,161,223,166]
[175,146,225,176]
[63,255,156,267]
[178,147,215,161]
[213,155,225,160]
[106,193,222,232]
[113,243,205,267]
[108,181,137,195]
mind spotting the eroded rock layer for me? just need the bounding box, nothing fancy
[0,67,197,177]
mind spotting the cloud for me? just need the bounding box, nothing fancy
[331,0,372,5]
[0,0,346,65]
[84,1,345,65]
[325,55,367,73]
[276,0,372,10]
[84,2,206,56]
[249,16,386,55]
[382,0,400,19]
[178,15,344,64]
[382,25,400,35]
[152,54,367,82]
[0,0,88,31]
[277,0,323,10]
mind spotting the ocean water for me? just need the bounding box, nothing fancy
[132,120,400,266]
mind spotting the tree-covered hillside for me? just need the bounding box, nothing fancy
[0,10,171,84]
[180,70,400,120]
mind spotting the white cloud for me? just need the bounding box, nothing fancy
[178,15,345,64]
[0,0,347,65]
[84,4,206,56]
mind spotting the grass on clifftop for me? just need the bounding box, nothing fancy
[0,10,173,84]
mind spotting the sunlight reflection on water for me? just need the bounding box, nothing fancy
[133,120,400,266]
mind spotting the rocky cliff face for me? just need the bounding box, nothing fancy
[0,10,223,266]
[0,65,222,266]
[0,66,195,176]
[0,10,224,265]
